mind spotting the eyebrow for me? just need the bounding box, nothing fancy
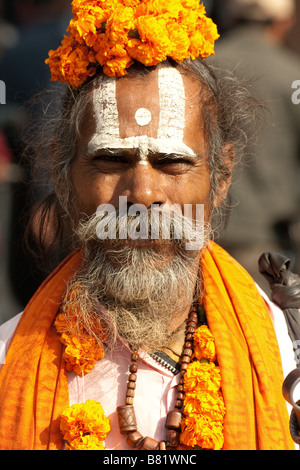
[86,136,199,160]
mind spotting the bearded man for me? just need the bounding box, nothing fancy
[0,0,296,451]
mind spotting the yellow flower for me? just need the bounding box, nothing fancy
[134,15,171,58]
[180,414,224,450]
[126,38,167,67]
[184,389,225,422]
[193,325,216,362]
[46,0,220,87]
[65,434,106,450]
[60,333,104,375]
[54,283,107,375]
[105,4,135,45]
[189,18,219,60]
[46,39,96,89]
[121,0,142,6]
[181,323,226,450]
[184,361,221,393]
[103,55,134,77]
[167,23,190,62]
[60,400,111,450]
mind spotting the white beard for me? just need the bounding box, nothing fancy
[63,210,211,352]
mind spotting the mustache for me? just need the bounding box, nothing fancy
[75,203,207,251]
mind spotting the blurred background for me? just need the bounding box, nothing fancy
[0,0,299,324]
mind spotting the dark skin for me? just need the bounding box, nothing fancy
[71,67,233,223]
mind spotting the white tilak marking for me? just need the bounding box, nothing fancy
[135,108,152,127]
[93,76,119,138]
[157,67,186,141]
[87,136,197,159]
[89,68,197,164]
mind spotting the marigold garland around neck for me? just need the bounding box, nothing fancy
[45,0,219,88]
[55,299,225,450]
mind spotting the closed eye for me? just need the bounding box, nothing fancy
[157,157,194,165]
[85,150,132,173]
[150,155,197,176]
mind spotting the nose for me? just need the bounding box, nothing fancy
[119,163,167,209]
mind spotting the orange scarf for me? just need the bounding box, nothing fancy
[0,243,294,450]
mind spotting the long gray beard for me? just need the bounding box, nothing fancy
[63,211,211,352]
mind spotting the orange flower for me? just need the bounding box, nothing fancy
[46,38,96,88]
[193,324,216,362]
[105,4,135,45]
[60,400,110,450]
[183,389,225,422]
[181,415,224,450]
[54,283,107,375]
[60,332,104,375]
[167,23,190,62]
[126,38,167,67]
[184,361,221,393]
[65,434,106,450]
[180,323,226,450]
[45,0,220,87]
[103,55,134,77]
[189,18,219,59]
[131,15,171,63]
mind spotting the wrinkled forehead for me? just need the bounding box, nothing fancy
[89,66,203,151]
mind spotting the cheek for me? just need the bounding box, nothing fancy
[70,162,119,215]
[180,168,211,220]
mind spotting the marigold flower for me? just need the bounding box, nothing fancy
[184,361,221,393]
[180,324,226,450]
[54,283,107,375]
[167,23,190,62]
[45,0,219,87]
[180,414,224,450]
[103,55,134,78]
[193,324,216,362]
[60,333,104,375]
[106,4,135,44]
[60,400,110,450]
[65,434,106,450]
[126,38,167,67]
[184,389,225,422]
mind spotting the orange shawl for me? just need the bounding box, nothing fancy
[0,243,294,450]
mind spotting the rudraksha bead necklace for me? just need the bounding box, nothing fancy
[116,303,204,450]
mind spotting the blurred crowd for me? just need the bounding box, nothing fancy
[0,0,299,323]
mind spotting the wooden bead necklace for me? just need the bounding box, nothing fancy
[116,304,204,450]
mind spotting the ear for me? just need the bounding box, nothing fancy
[212,143,235,208]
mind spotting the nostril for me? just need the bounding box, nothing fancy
[127,201,165,210]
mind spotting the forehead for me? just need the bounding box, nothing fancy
[89,66,205,154]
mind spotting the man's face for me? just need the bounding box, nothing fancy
[68,66,221,347]
[71,65,212,229]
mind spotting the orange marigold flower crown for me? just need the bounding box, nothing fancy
[45,0,219,88]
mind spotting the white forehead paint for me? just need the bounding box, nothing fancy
[135,108,152,127]
[88,68,197,164]
[87,135,197,159]
[92,75,120,139]
[157,67,186,141]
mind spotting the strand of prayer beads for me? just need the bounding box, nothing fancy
[116,304,199,450]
